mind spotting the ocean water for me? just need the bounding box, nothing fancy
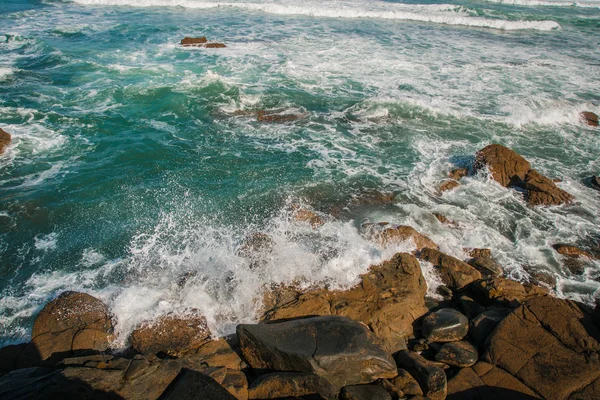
[0,0,599,346]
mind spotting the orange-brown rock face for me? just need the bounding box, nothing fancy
[474,144,531,187]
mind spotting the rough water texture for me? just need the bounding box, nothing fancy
[0,0,599,347]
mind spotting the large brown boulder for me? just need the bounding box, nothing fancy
[180,36,207,45]
[447,361,540,399]
[262,253,428,352]
[23,291,113,363]
[483,296,600,399]
[553,243,595,259]
[524,169,573,206]
[419,248,482,290]
[248,371,336,399]
[237,316,397,390]
[130,313,211,355]
[0,127,11,154]
[395,350,447,400]
[475,144,531,187]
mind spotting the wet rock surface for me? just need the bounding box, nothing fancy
[395,350,447,400]
[0,127,11,154]
[419,248,482,290]
[524,169,573,206]
[581,111,599,127]
[475,144,531,187]
[422,308,469,343]
[238,315,397,390]
[467,257,503,277]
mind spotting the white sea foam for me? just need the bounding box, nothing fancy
[72,0,561,30]
[34,233,59,251]
[485,0,600,7]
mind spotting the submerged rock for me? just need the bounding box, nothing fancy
[524,169,573,206]
[581,111,599,127]
[21,291,114,364]
[237,316,397,390]
[262,253,428,352]
[419,248,481,290]
[395,350,447,400]
[291,206,325,228]
[474,144,531,187]
[465,248,492,258]
[0,127,11,154]
[422,308,469,343]
[435,341,478,368]
[257,110,303,123]
[130,313,211,355]
[483,296,600,399]
[365,224,437,251]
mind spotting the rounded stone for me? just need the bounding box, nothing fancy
[422,308,468,343]
[435,341,478,368]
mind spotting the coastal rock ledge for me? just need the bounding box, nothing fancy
[2,252,600,399]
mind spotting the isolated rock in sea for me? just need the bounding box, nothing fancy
[422,308,469,343]
[237,316,397,390]
[130,313,211,355]
[248,372,337,400]
[474,144,531,187]
[524,169,573,206]
[419,248,482,290]
[483,296,600,399]
[340,384,392,400]
[0,127,11,154]
[581,111,599,127]
[467,257,503,277]
[448,168,469,180]
[395,350,447,400]
[447,361,541,399]
[180,36,207,45]
[439,179,460,193]
[205,43,227,48]
[262,253,428,352]
[470,278,547,307]
[435,341,478,368]
[552,243,594,259]
[21,291,113,363]
[433,213,456,226]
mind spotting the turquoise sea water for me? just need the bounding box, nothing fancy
[0,0,599,346]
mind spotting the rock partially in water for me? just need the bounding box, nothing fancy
[340,384,392,400]
[248,371,336,400]
[291,206,325,228]
[419,248,482,290]
[262,253,428,353]
[435,341,478,368]
[422,308,469,343]
[237,316,397,390]
[552,243,594,259]
[483,296,600,399]
[439,179,460,193]
[205,43,227,48]
[21,291,114,364]
[395,350,447,400]
[433,213,456,226]
[130,313,211,355]
[524,169,573,206]
[474,144,531,188]
[0,127,11,154]
[465,248,492,259]
[467,257,503,277]
[581,111,599,127]
[365,224,437,251]
[448,168,469,180]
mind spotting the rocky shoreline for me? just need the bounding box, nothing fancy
[1,140,600,400]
